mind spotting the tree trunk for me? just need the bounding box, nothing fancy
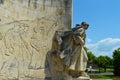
[99,67,100,73]
[104,67,106,72]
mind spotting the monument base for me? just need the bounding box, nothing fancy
[45,76,91,80]
[73,77,91,80]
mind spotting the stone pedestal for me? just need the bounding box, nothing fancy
[73,77,91,80]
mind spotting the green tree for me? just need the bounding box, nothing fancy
[84,47,96,66]
[113,48,120,76]
[87,51,96,65]
[96,56,112,72]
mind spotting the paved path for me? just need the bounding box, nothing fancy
[88,72,113,75]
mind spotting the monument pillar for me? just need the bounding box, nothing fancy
[0,0,72,79]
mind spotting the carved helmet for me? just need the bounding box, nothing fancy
[81,21,89,27]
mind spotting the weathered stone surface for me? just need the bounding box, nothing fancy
[0,0,71,79]
[45,22,90,80]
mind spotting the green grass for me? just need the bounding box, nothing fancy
[90,74,120,79]
[90,75,113,79]
[89,68,113,73]
[106,68,113,72]
[88,68,120,79]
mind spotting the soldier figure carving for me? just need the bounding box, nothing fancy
[45,21,89,79]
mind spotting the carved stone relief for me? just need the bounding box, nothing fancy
[0,0,71,79]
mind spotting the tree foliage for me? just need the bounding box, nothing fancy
[84,47,96,66]
[87,51,96,64]
[113,48,120,76]
[85,47,113,73]
[96,56,112,72]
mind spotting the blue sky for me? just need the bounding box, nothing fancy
[73,0,120,57]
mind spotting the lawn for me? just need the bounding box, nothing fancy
[90,74,120,80]
[88,68,120,80]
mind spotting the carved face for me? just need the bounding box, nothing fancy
[81,22,89,30]
[83,25,89,30]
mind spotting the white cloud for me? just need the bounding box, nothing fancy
[86,38,120,58]
[86,38,92,43]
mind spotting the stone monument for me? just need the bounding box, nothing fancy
[45,22,90,80]
[0,0,71,80]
